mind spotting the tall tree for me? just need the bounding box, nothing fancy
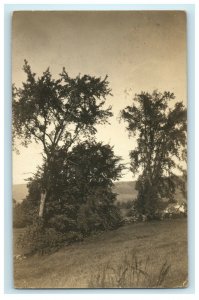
[121,90,187,219]
[13,60,112,218]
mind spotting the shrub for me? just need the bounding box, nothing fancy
[17,219,83,255]
[13,201,35,228]
[117,200,134,209]
[77,190,122,235]
[47,214,77,232]
[125,203,140,221]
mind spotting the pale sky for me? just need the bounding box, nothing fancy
[12,11,187,184]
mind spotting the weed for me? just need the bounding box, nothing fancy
[88,250,171,288]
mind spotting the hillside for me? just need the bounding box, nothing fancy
[113,181,137,203]
[14,218,188,288]
[12,184,28,203]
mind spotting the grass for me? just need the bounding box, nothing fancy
[88,251,171,288]
[13,218,188,288]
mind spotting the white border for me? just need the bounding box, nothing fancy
[1,1,198,299]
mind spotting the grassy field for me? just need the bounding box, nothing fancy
[14,218,188,289]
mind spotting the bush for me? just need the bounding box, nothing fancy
[77,203,122,235]
[47,214,77,232]
[13,202,34,228]
[77,190,122,235]
[124,203,140,221]
[117,200,134,209]
[17,219,83,255]
[16,186,122,254]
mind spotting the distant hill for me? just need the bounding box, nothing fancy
[13,181,137,204]
[12,180,185,204]
[113,181,137,203]
[13,184,28,203]
[113,179,186,204]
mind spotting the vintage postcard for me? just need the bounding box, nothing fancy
[12,11,187,288]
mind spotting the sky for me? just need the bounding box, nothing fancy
[12,10,187,184]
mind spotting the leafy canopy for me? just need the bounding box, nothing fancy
[13,60,112,156]
[121,90,187,217]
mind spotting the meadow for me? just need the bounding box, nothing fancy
[14,218,188,288]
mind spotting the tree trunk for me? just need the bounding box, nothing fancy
[39,190,47,218]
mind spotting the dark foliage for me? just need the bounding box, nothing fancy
[13,61,113,219]
[13,62,123,252]
[121,90,187,219]
[17,218,83,255]
[13,60,112,155]
[17,141,123,253]
[26,142,123,231]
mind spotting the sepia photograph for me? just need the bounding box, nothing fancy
[12,10,187,288]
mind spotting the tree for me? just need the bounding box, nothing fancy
[65,141,123,233]
[121,90,187,219]
[13,60,112,218]
[26,141,123,234]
